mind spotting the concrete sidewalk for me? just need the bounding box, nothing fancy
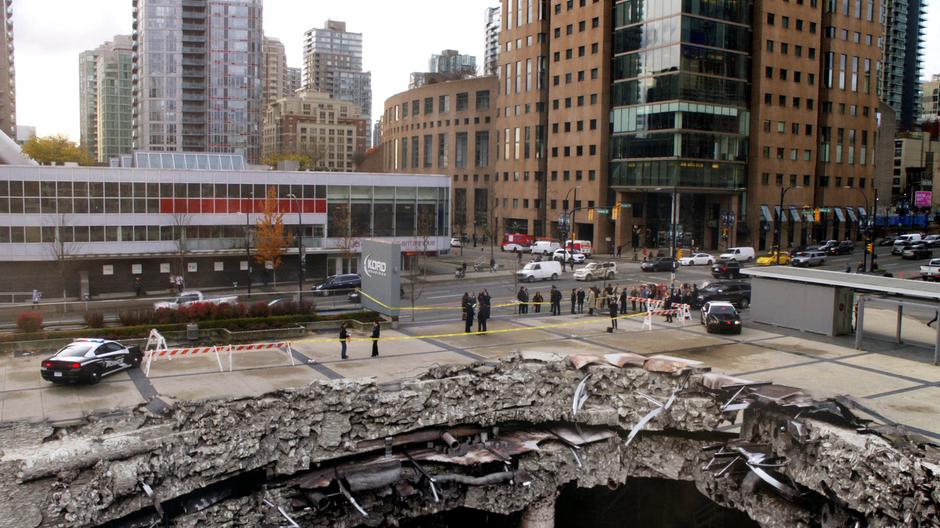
[5,307,940,441]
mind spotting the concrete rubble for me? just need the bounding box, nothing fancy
[0,351,937,527]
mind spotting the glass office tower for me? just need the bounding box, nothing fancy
[609,0,752,250]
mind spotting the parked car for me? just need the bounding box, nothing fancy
[791,250,827,267]
[895,233,924,245]
[711,260,742,279]
[827,240,855,255]
[700,301,743,334]
[450,237,462,248]
[878,236,898,246]
[641,257,676,272]
[817,240,839,254]
[920,258,940,281]
[530,240,561,255]
[755,251,790,266]
[41,339,143,384]
[901,244,933,260]
[312,273,361,296]
[552,249,587,264]
[693,281,751,310]
[923,235,940,248]
[718,247,755,263]
[153,290,238,311]
[516,260,562,282]
[573,261,617,281]
[891,241,914,256]
[678,253,715,266]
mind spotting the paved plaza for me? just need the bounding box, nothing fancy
[1,306,939,439]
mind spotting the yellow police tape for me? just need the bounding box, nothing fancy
[295,311,649,345]
[356,288,604,312]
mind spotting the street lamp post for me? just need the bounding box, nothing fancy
[561,186,580,273]
[775,186,800,265]
[245,191,253,295]
[844,186,874,273]
[288,193,304,303]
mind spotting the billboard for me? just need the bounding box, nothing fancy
[360,239,401,317]
[914,191,933,208]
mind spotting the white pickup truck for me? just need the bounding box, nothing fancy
[920,259,940,281]
[153,290,239,310]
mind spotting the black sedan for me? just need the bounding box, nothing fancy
[41,339,142,384]
[828,240,855,255]
[640,257,676,272]
[312,273,362,296]
[878,236,898,246]
[711,260,742,279]
[901,244,933,260]
[700,302,743,334]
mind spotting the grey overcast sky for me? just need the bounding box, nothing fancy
[12,0,940,140]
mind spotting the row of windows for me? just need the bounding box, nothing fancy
[0,224,323,245]
[389,91,491,122]
[822,52,874,93]
[552,67,600,86]
[552,42,600,62]
[384,115,492,135]
[0,181,325,200]
[614,0,751,28]
[765,12,819,32]
[552,17,600,39]
[761,120,816,136]
[552,93,598,108]
[759,172,867,189]
[761,92,816,110]
[823,0,878,22]
[551,119,599,133]
[764,66,817,87]
[392,132,491,170]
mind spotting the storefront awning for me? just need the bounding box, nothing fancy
[760,205,773,223]
[775,206,787,223]
[834,207,846,222]
[857,207,867,218]
[846,207,858,222]
[789,207,801,222]
[802,208,815,223]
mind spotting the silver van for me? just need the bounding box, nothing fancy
[791,250,827,267]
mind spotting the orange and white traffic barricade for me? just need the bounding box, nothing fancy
[143,329,296,376]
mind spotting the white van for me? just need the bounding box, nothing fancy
[516,261,562,282]
[564,240,593,256]
[719,247,756,263]
[894,233,923,245]
[530,240,561,255]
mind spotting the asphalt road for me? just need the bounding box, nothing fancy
[1,245,931,329]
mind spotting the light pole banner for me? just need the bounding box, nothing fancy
[360,239,401,317]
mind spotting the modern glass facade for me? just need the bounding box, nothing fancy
[80,36,134,163]
[609,0,752,190]
[881,0,926,131]
[132,0,263,162]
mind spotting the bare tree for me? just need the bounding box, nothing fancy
[46,214,76,308]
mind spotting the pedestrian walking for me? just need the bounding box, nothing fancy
[550,286,562,316]
[587,287,596,315]
[490,256,496,272]
[465,301,476,333]
[616,245,623,258]
[175,275,184,293]
[532,291,543,313]
[478,300,490,333]
[370,321,380,357]
[134,277,144,297]
[577,288,585,313]
[339,322,350,360]
[570,288,577,314]
[517,287,526,314]
[609,297,619,329]
[31,289,41,306]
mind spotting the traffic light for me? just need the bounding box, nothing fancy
[867,242,874,254]
[612,202,621,220]
[677,249,683,259]
[814,208,821,222]
[588,208,595,221]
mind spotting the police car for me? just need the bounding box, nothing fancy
[40,339,143,384]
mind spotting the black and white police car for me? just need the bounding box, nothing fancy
[40,339,143,384]
[700,301,743,334]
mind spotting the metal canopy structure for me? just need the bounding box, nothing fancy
[742,267,940,302]
[742,267,940,364]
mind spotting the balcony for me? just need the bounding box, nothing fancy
[181,58,204,67]
[181,11,206,20]
[182,117,205,124]
[182,104,206,114]
[181,0,206,7]
[182,93,206,102]
[182,46,206,55]
[182,128,205,137]
[181,81,204,90]
[181,34,205,43]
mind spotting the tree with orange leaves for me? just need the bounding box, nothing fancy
[254,186,294,284]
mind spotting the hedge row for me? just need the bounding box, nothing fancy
[0,311,381,343]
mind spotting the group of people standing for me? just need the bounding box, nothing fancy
[461,290,492,333]
[338,321,382,360]
[515,286,563,316]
